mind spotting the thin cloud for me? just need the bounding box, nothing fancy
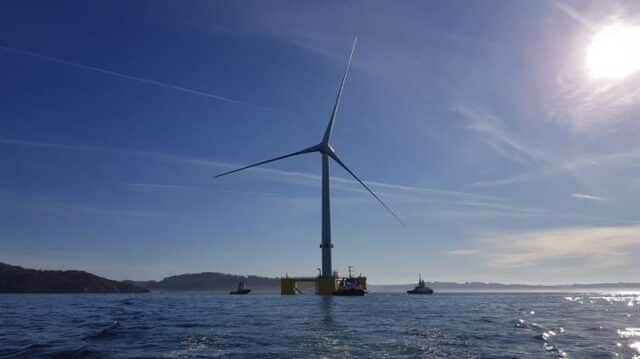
[448,249,479,256]
[124,183,197,191]
[572,193,604,201]
[123,183,285,197]
[0,196,159,219]
[0,44,252,107]
[549,73,640,132]
[5,136,631,224]
[0,137,83,150]
[484,225,640,268]
[455,104,555,188]
[553,2,595,30]
[454,105,543,165]
[0,136,506,208]
[469,147,640,187]
[469,173,535,187]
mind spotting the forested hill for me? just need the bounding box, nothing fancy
[0,263,148,293]
[128,272,280,292]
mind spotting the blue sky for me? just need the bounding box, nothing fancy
[2,0,640,283]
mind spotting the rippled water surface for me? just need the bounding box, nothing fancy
[1,292,639,358]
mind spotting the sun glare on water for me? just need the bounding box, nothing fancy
[587,24,640,79]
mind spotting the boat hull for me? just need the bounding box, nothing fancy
[229,289,251,295]
[407,289,433,295]
[333,289,367,296]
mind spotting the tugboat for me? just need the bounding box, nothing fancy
[333,266,367,296]
[407,274,433,295]
[229,281,251,295]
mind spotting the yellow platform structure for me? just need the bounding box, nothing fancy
[281,276,336,295]
[281,274,367,295]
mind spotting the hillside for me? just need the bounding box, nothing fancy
[4,261,639,293]
[0,263,148,293]
[128,272,280,292]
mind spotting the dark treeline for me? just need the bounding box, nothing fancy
[0,263,148,293]
[128,272,280,292]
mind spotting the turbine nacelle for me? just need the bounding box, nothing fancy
[317,143,335,155]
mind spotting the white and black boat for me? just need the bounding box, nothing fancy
[333,266,367,296]
[407,274,433,295]
[230,281,251,295]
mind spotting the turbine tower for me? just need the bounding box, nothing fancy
[215,38,401,279]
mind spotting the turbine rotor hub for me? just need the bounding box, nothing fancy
[318,143,334,155]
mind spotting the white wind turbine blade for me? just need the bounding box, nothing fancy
[322,37,358,145]
[215,145,318,178]
[328,151,404,225]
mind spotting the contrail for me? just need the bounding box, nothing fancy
[0,44,249,106]
[553,2,595,31]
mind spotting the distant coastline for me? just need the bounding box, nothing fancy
[125,272,280,292]
[0,262,147,293]
[369,282,640,293]
[2,262,640,293]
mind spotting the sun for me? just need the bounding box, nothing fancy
[587,24,640,79]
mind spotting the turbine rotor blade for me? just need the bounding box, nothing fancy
[322,37,357,144]
[328,151,404,225]
[215,145,319,178]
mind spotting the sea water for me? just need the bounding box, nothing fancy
[1,292,639,358]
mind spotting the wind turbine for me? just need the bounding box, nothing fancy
[215,38,402,278]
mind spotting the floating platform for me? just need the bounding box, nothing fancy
[281,274,367,295]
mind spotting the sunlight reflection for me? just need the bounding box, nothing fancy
[617,328,640,338]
